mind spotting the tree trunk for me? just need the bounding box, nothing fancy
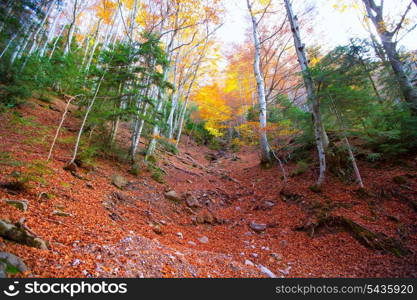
[70,74,105,164]
[40,7,63,57]
[382,38,417,113]
[47,95,77,161]
[64,0,79,55]
[247,0,272,164]
[362,0,417,114]
[284,0,327,186]
[49,24,65,59]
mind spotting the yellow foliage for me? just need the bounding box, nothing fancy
[192,84,232,137]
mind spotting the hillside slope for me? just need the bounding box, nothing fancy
[0,97,416,278]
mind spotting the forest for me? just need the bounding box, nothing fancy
[0,0,416,280]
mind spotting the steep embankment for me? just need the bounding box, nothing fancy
[0,97,416,278]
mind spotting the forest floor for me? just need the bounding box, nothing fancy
[0,96,417,278]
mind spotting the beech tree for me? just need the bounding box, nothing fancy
[361,0,417,115]
[284,0,328,186]
[246,0,273,164]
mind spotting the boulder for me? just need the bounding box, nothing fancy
[152,224,163,235]
[249,222,267,233]
[244,259,254,267]
[198,236,209,244]
[259,265,277,278]
[0,219,48,250]
[184,192,201,208]
[111,174,128,190]
[3,199,28,211]
[271,253,282,261]
[0,252,28,277]
[193,209,216,225]
[53,209,72,217]
[165,191,181,202]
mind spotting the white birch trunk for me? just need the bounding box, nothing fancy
[247,0,272,164]
[284,0,327,186]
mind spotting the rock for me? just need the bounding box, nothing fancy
[264,201,275,209]
[198,236,209,244]
[86,182,94,189]
[0,220,48,250]
[278,266,291,276]
[193,209,216,225]
[152,225,163,235]
[0,262,6,278]
[176,232,183,239]
[249,222,267,233]
[188,241,197,246]
[3,199,28,211]
[259,265,277,278]
[0,252,28,277]
[53,209,72,217]
[38,192,51,201]
[251,253,259,258]
[184,192,201,208]
[112,174,128,190]
[165,191,181,202]
[271,253,282,261]
[245,259,255,266]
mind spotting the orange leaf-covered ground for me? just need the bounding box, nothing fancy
[0,97,416,278]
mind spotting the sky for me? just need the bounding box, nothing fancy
[217,0,417,53]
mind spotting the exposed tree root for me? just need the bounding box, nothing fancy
[296,215,410,257]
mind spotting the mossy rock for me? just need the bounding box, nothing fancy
[0,252,28,277]
[0,220,48,250]
[3,199,28,211]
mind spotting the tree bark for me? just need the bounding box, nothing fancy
[284,0,327,186]
[247,0,272,164]
[362,0,417,114]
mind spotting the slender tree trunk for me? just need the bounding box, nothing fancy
[0,33,17,58]
[49,24,65,59]
[330,98,364,188]
[84,20,102,72]
[247,0,272,164]
[70,74,105,164]
[40,7,63,57]
[47,95,78,161]
[362,0,417,114]
[175,44,207,146]
[27,0,55,56]
[131,103,148,160]
[284,0,327,186]
[0,2,14,33]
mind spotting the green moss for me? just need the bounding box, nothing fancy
[290,161,309,177]
[309,184,322,193]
